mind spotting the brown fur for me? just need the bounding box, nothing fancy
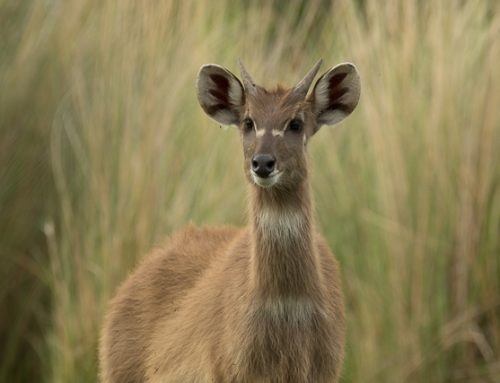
[100,61,360,382]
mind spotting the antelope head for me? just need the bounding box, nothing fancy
[197,60,360,190]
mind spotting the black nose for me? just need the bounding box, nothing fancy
[251,154,276,178]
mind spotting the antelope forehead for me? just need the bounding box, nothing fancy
[253,110,306,138]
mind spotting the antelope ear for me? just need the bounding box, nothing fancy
[197,64,245,126]
[310,63,360,130]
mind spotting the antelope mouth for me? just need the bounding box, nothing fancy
[251,170,282,188]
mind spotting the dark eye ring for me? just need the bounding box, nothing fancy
[243,118,254,132]
[288,119,303,133]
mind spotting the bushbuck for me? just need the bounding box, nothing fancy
[99,59,360,382]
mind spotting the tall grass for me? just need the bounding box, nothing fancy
[0,0,498,382]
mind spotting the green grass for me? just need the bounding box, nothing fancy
[0,0,499,382]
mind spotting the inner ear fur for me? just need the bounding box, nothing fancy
[309,63,360,129]
[196,64,245,126]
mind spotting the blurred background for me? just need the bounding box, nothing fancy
[0,0,499,382]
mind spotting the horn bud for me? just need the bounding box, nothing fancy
[238,59,257,96]
[292,59,323,99]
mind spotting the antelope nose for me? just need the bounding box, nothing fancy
[251,154,276,178]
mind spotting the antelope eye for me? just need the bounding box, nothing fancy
[288,119,303,133]
[243,118,254,132]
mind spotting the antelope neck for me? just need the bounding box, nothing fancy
[250,180,322,300]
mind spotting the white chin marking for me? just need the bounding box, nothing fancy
[251,171,281,188]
